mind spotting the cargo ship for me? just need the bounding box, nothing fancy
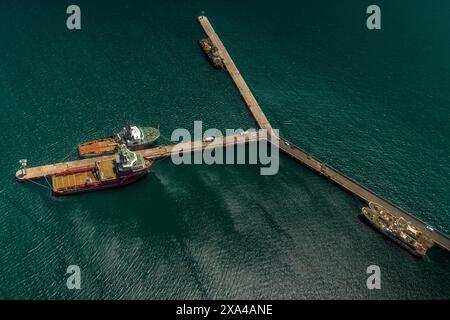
[52,145,152,196]
[78,125,160,158]
[361,202,434,257]
[198,38,224,68]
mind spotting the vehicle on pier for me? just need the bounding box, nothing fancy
[198,38,224,68]
[52,145,152,196]
[361,202,434,257]
[78,125,160,158]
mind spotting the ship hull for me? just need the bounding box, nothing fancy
[78,127,160,158]
[198,39,223,69]
[52,170,148,196]
[128,142,156,151]
[78,137,117,158]
[79,143,156,158]
[52,158,152,196]
[360,213,424,257]
[79,150,117,158]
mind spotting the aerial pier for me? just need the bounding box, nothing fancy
[197,16,450,252]
[198,16,273,133]
[15,17,449,253]
[16,131,262,181]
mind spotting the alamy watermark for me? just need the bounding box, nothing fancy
[170,121,280,176]
[66,265,81,290]
[366,265,381,290]
[66,4,380,31]
[367,5,381,30]
[66,5,81,30]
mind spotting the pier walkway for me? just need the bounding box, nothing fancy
[198,16,273,133]
[198,16,450,251]
[15,131,262,181]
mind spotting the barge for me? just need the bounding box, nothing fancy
[361,202,434,257]
[52,145,152,196]
[78,125,160,158]
[198,38,224,68]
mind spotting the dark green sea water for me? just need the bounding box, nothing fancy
[0,0,449,299]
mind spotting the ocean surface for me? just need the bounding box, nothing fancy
[0,0,449,299]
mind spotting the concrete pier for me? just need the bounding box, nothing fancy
[198,16,273,134]
[14,16,449,253]
[15,131,262,181]
[198,16,450,252]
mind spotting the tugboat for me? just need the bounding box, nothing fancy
[361,202,434,257]
[78,125,160,158]
[198,38,224,68]
[52,145,152,196]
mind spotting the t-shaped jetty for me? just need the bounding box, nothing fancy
[14,16,450,254]
[197,15,450,252]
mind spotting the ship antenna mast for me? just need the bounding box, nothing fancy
[19,159,28,177]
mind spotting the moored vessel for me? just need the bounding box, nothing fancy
[361,202,434,257]
[52,145,152,196]
[78,125,160,158]
[198,38,224,68]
